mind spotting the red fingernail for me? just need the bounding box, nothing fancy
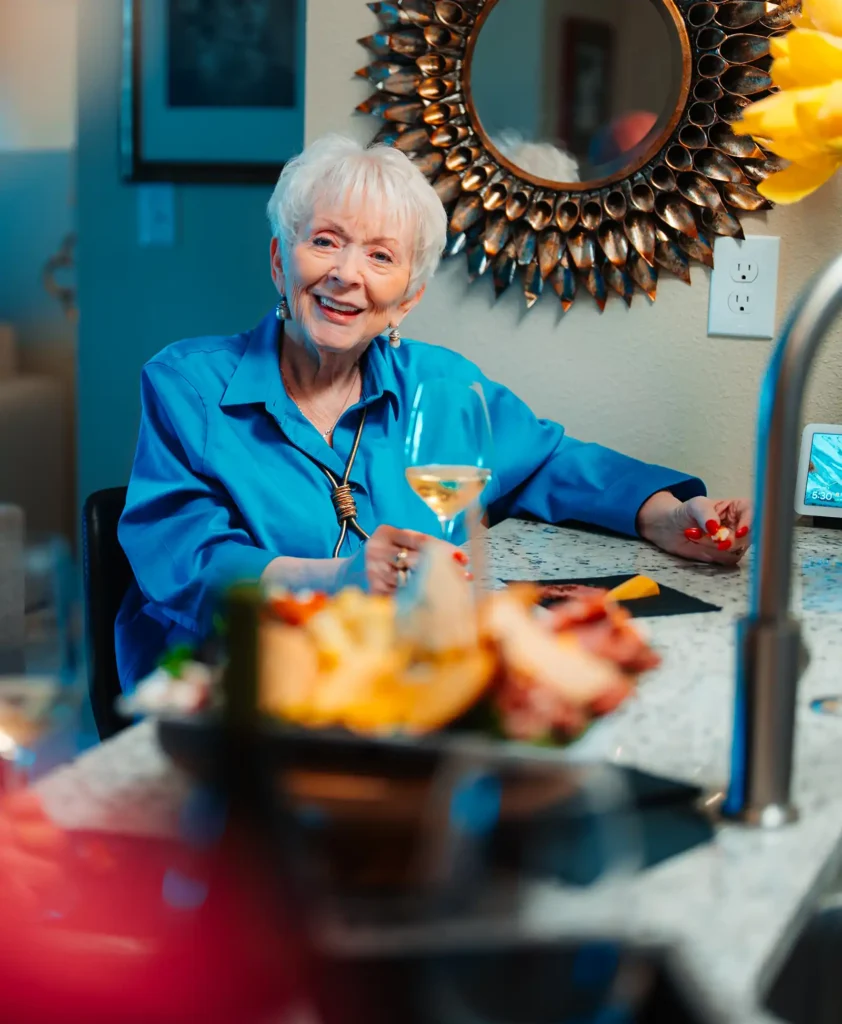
[736,526,749,539]
[684,528,704,541]
[718,539,733,551]
[453,551,469,565]
[706,520,720,536]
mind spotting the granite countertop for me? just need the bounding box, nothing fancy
[35,519,842,1023]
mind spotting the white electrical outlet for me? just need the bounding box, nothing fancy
[708,235,780,339]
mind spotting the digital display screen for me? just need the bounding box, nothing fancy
[805,432,842,508]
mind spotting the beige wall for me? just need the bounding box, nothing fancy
[306,0,842,498]
[0,0,77,152]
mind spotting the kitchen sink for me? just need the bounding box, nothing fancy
[765,897,842,1024]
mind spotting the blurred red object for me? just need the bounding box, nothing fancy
[0,790,307,1024]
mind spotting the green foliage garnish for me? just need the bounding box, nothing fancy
[157,644,195,679]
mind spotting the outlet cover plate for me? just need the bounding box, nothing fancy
[708,235,780,340]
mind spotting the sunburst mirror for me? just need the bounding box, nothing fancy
[355,0,795,311]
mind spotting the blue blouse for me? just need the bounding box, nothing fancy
[116,310,705,688]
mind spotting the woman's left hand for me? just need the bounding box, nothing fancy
[637,491,752,566]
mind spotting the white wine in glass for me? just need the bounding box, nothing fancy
[405,380,493,539]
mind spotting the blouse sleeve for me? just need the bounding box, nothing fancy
[480,372,706,535]
[118,361,276,634]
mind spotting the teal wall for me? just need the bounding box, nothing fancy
[75,0,284,503]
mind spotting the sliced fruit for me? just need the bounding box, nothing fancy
[398,647,496,733]
[606,575,660,602]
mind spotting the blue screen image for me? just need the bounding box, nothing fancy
[805,433,842,508]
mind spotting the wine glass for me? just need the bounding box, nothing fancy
[404,379,494,541]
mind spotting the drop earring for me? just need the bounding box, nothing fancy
[275,296,291,321]
[388,323,401,348]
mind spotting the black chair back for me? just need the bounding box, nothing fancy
[82,486,133,740]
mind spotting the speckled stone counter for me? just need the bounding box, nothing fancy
[35,520,842,1023]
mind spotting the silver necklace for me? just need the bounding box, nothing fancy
[281,364,360,439]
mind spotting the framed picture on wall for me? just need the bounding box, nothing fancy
[559,19,615,162]
[120,0,305,184]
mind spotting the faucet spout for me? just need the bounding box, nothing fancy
[724,252,842,827]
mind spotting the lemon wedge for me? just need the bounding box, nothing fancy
[606,575,660,602]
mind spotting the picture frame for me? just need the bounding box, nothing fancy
[120,0,305,185]
[559,19,615,161]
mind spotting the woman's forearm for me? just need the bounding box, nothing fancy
[260,555,346,593]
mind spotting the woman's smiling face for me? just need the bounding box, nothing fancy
[271,201,424,355]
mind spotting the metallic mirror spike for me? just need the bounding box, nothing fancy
[702,206,745,238]
[695,148,747,183]
[449,192,484,233]
[483,209,511,256]
[597,221,629,266]
[422,99,465,125]
[665,145,693,171]
[415,53,459,76]
[380,68,423,94]
[359,96,425,122]
[655,238,692,284]
[492,245,517,299]
[424,24,463,52]
[581,265,607,311]
[443,228,467,257]
[370,0,434,25]
[555,195,579,232]
[650,165,677,192]
[414,149,445,178]
[696,25,726,48]
[655,224,672,243]
[523,261,544,309]
[679,232,715,267]
[526,194,554,232]
[358,30,427,58]
[719,32,772,64]
[698,53,728,77]
[688,2,717,26]
[719,180,772,210]
[418,75,458,100]
[708,122,765,159]
[466,242,489,282]
[506,185,533,221]
[393,126,432,152]
[368,1,408,27]
[688,102,716,128]
[624,210,657,265]
[604,188,627,220]
[714,1,767,28]
[716,95,752,123]
[462,161,497,191]
[434,0,472,30]
[721,65,773,95]
[430,123,470,147]
[761,3,798,28]
[694,78,724,102]
[537,228,563,279]
[628,250,658,301]
[356,93,400,117]
[603,263,635,306]
[566,227,596,270]
[433,170,463,204]
[446,144,482,171]
[512,221,537,266]
[482,176,512,211]
[549,261,577,311]
[677,170,724,208]
[356,60,407,84]
[580,198,603,230]
[655,193,700,238]
[679,125,708,150]
[402,0,438,24]
[742,153,788,181]
[630,177,656,211]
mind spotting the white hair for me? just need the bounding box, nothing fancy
[491,130,580,183]
[266,134,448,296]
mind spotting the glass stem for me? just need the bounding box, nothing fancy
[441,517,456,543]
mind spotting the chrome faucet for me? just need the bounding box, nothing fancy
[723,253,842,827]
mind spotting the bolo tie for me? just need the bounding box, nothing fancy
[317,407,370,558]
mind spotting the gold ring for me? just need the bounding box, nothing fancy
[393,548,409,570]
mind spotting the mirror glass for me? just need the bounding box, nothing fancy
[469,0,686,185]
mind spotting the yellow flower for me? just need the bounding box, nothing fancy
[735,10,842,202]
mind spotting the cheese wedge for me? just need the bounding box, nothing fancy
[606,575,660,602]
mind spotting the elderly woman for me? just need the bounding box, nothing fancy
[117,134,751,688]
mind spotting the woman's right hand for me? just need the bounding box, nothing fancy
[340,525,469,595]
